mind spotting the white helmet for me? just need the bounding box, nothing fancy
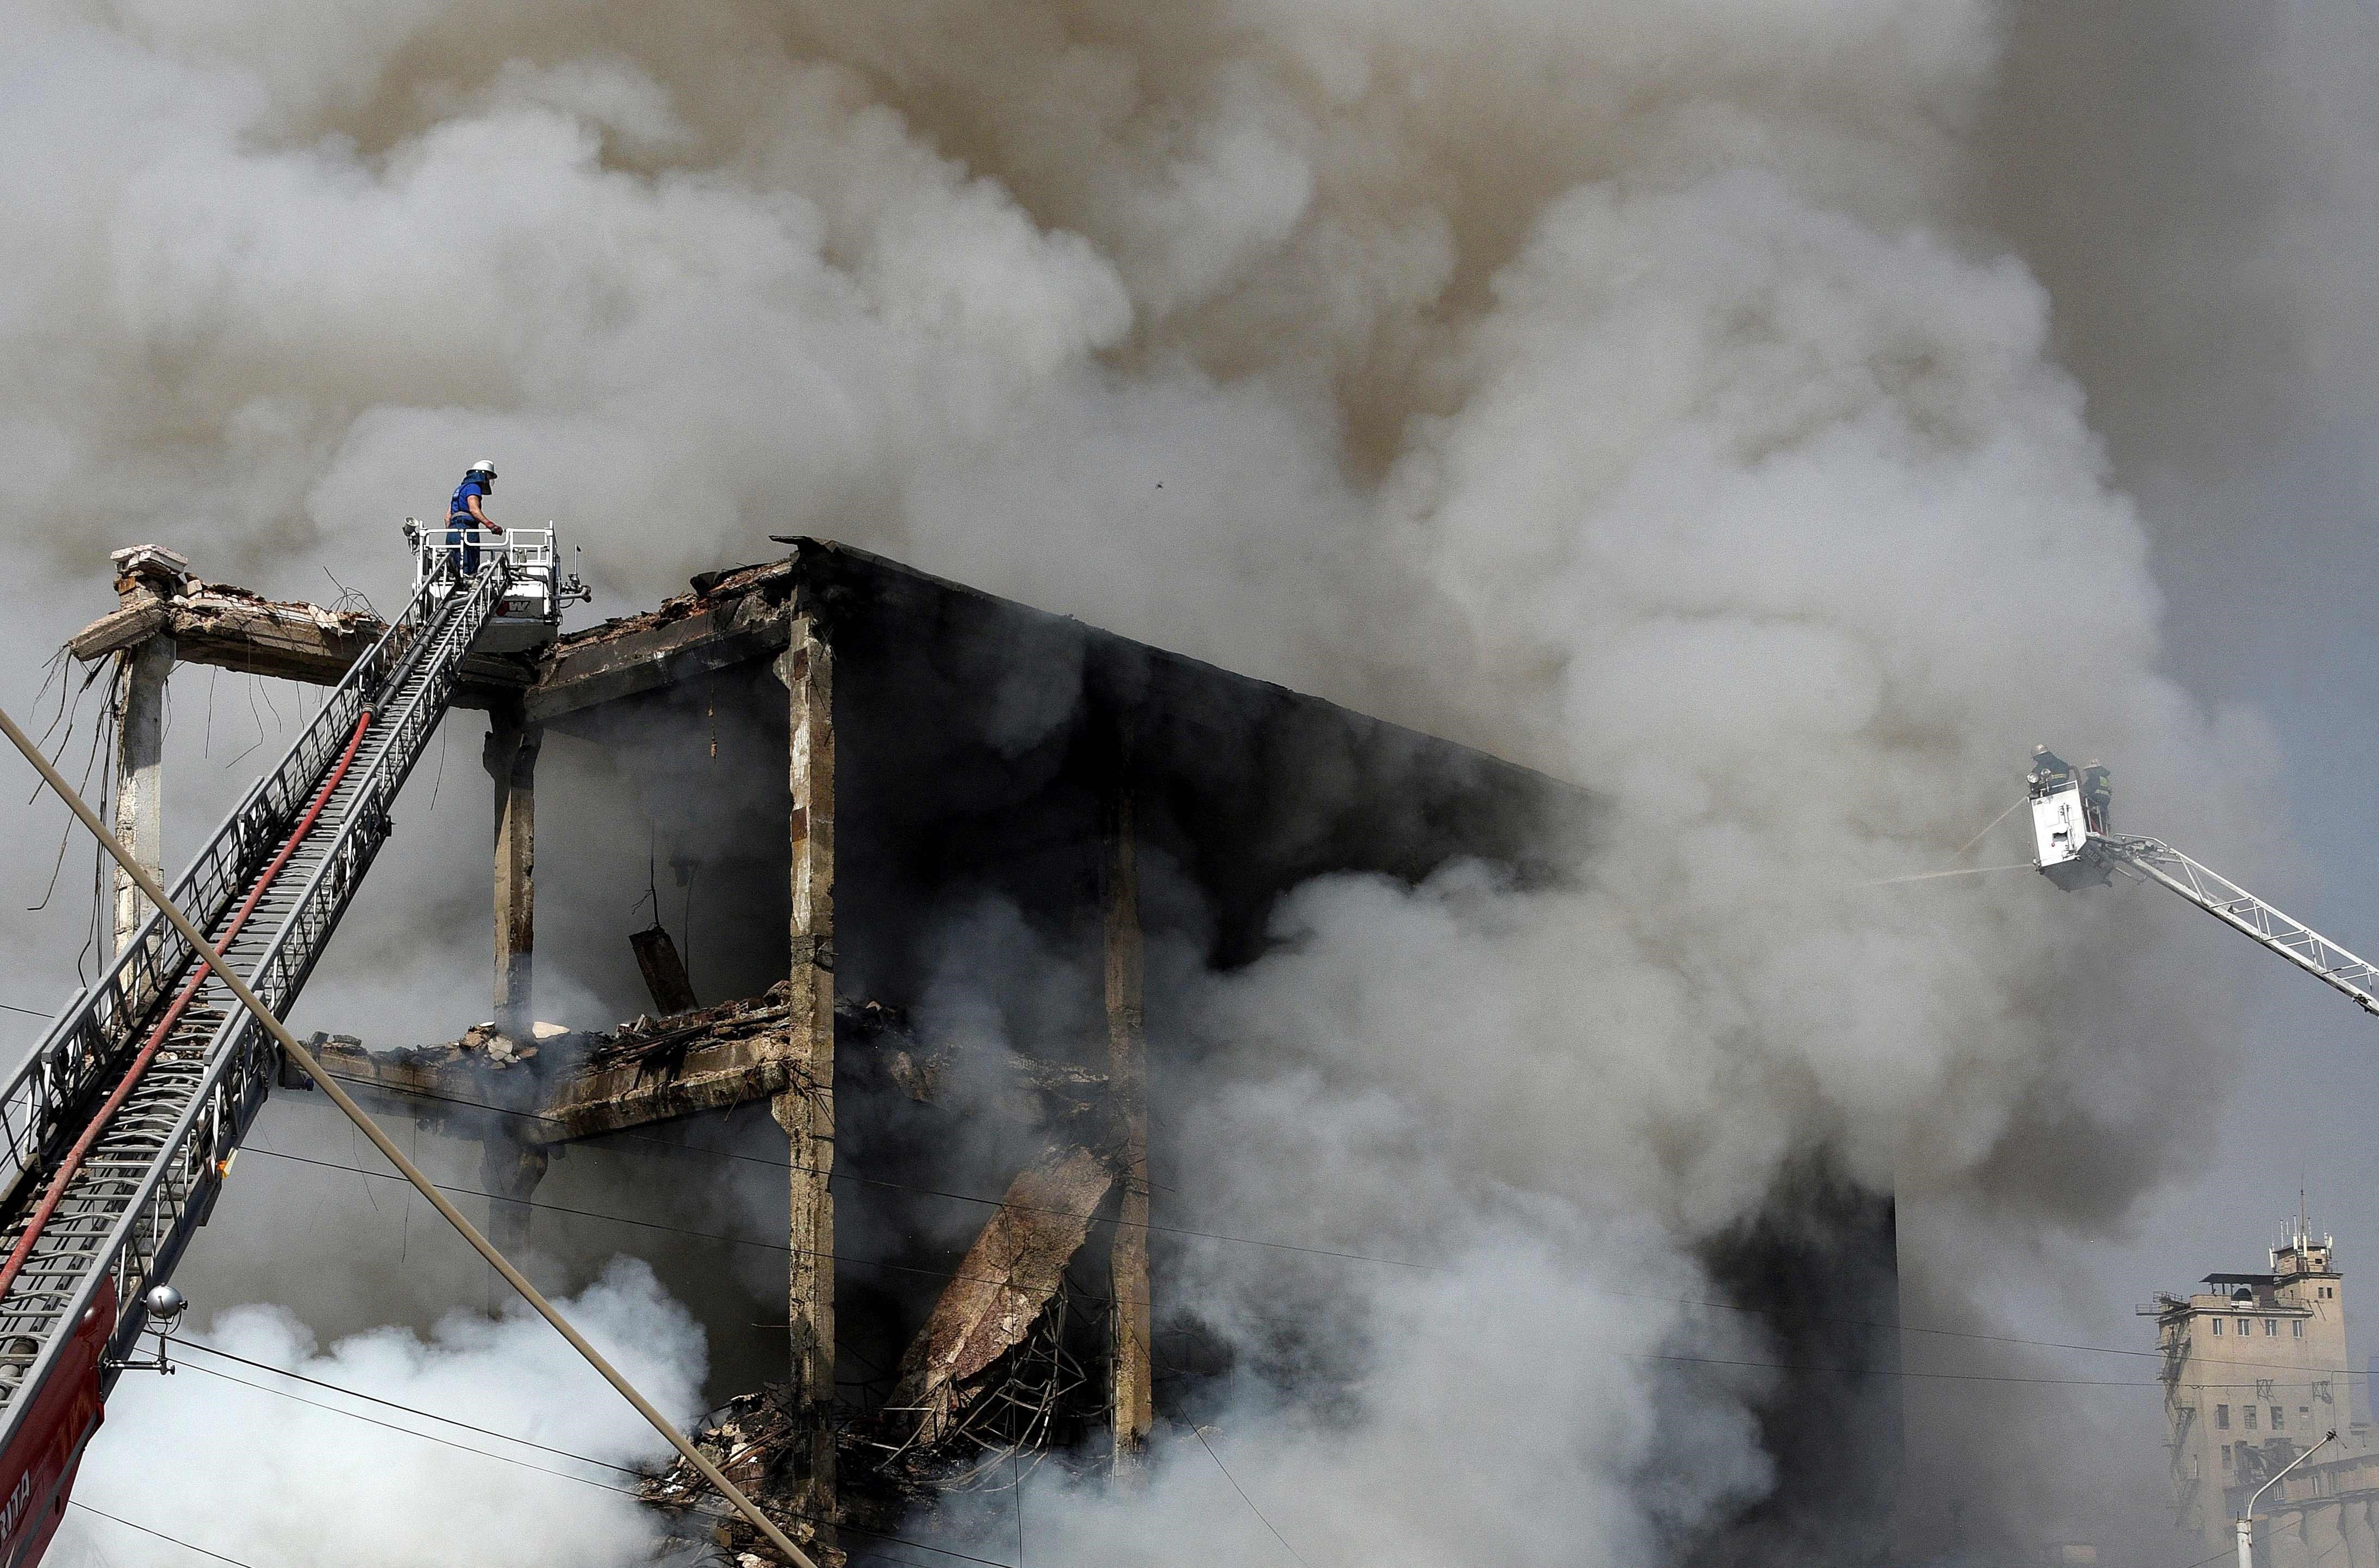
[467,458,498,479]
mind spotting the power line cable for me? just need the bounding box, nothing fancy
[311,1069,1437,1273]
[5,988,2313,1374]
[240,1139,2356,1383]
[180,1359,648,1496]
[1190,1424,1313,1568]
[176,1340,648,1473]
[174,1347,1020,1568]
[165,1355,1016,1568]
[69,1501,255,1567]
[223,1146,2359,1392]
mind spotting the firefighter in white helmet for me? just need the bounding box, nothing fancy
[445,459,506,578]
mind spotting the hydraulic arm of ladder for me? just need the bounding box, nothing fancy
[2097,835,2379,1017]
[0,563,509,1567]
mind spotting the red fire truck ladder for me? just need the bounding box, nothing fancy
[0,561,512,1566]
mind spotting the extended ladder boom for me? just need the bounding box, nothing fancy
[0,561,513,1567]
[2026,747,2379,1020]
[2098,836,2379,1016]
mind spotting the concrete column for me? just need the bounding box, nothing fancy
[772,618,836,1534]
[478,1118,550,1314]
[483,703,541,1041]
[111,636,174,953]
[1104,773,1153,1475]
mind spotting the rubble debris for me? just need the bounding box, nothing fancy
[884,1146,1114,1448]
[558,558,796,651]
[525,557,802,724]
[629,924,700,1016]
[582,982,801,1078]
[640,1384,842,1567]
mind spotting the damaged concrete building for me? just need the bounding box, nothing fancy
[69,538,1901,1563]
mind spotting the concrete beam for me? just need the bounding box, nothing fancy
[307,990,1091,1147]
[67,564,535,708]
[307,1031,550,1117]
[73,587,377,685]
[530,1031,798,1144]
[111,636,173,953]
[69,549,804,725]
[529,612,792,726]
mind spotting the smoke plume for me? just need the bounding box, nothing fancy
[52,1259,704,1565]
[0,0,2341,1561]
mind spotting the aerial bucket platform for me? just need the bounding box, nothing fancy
[2026,747,2115,890]
[400,519,588,655]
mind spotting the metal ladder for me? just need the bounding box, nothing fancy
[0,563,509,1455]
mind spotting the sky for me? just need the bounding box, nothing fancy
[7,1,2379,1564]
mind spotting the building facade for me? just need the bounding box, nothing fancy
[2153,1217,2378,1563]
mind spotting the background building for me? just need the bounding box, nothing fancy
[2152,1214,2375,1561]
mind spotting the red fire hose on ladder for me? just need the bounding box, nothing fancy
[0,710,375,1306]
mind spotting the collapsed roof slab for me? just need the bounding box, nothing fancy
[882,1144,1115,1451]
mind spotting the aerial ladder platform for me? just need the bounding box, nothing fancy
[0,526,580,1568]
[2027,747,2379,1017]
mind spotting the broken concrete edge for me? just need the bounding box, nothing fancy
[70,567,382,664]
[64,539,1585,821]
[65,545,813,725]
[883,1145,1117,1448]
[300,988,1106,1146]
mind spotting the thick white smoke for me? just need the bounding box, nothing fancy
[48,1259,704,1566]
[0,0,2326,1561]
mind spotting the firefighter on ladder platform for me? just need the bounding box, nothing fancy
[447,458,505,578]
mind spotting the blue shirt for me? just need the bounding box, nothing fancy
[449,478,487,523]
